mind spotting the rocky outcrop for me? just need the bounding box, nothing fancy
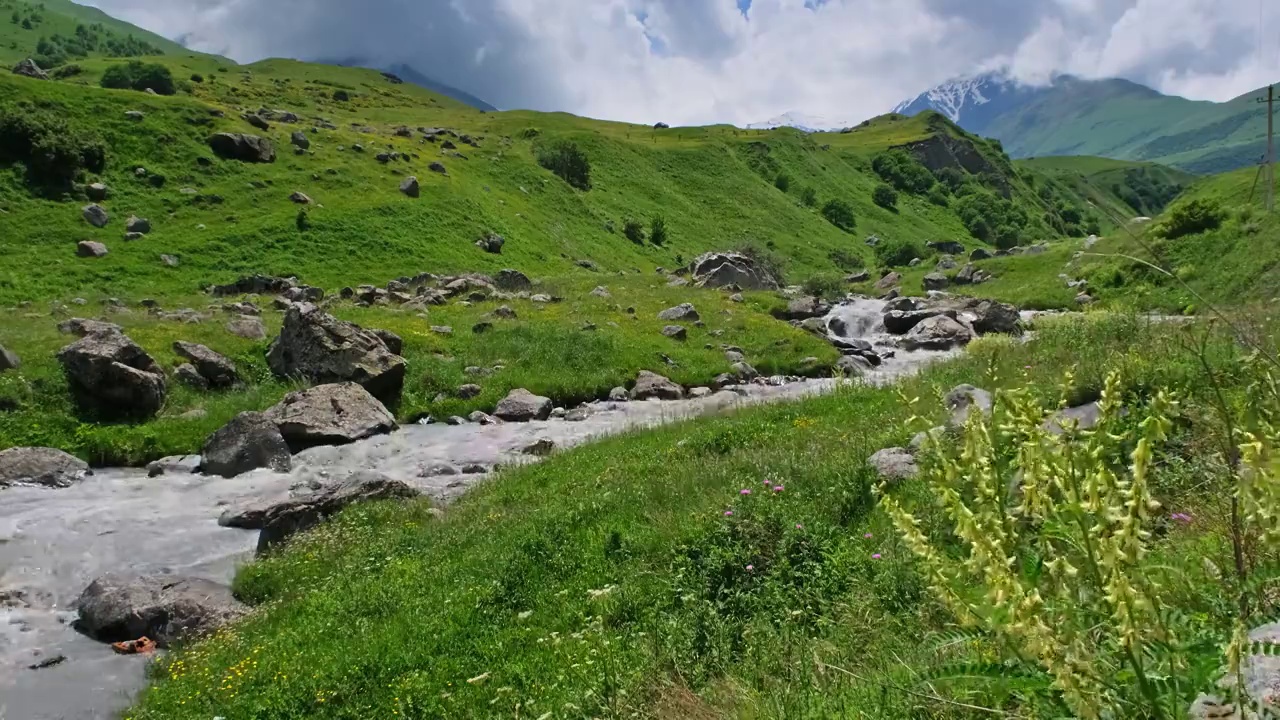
[57,330,167,419]
[225,315,267,340]
[12,58,48,80]
[173,341,239,389]
[658,303,700,322]
[875,272,902,291]
[57,318,121,337]
[200,412,292,478]
[82,204,109,228]
[0,447,89,489]
[266,304,407,405]
[256,472,420,554]
[901,315,973,351]
[75,574,247,647]
[922,273,948,291]
[209,132,276,163]
[0,344,19,372]
[962,299,1020,335]
[475,233,505,254]
[868,448,918,483]
[945,385,994,428]
[264,383,398,452]
[493,388,553,422]
[631,370,684,401]
[774,296,831,321]
[662,325,688,340]
[493,269,532,291]
[689,252,779,290]
[883,308,952,335]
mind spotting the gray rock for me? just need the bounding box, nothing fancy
[493,305,517,320]
[0,447,89,489]
[965,299,1021,335]
[57,318,121,337]
[86,183,109,201]
[57,330,167,419]
[662,325,688,340]
[521,439,556,456]
[0,344,19,372]
[123,231,144,242]
[430,326,453,335]
[658,303,699,322]
[590,286,611,299]
[565,406,592,422]
[908,258,922,267]
[429,161,448,174]
[76,241,108,258]
[630,370,683,401]
[290,130,310,150]
[689,251,779,290]
[456,383,482,399]
[371,329,403,355]
[867,448,918,483]
[494,269,532,291]
[493,388,553,422]
[945,385,994,429]
[160,254,180,267]
[836,355,872,376]
[75,574,247,647]
[175,363,208,389]
[1044,402,1102,434]
[476,233,504,254]
[875,272,902,291]
[289,191,312,204]
[242,112,270,130]
[201,411,292,478]
[922,273,949,291]
[145,455,201,478]
[928,240,965,255]
[266,304,407,405]
[12,58,49,80]
[725,350,745,363]
[125,215,151,234]
[730,293,744,303]
[173,341,239,389]
[970,248,992,261]
[225,314,267,340]
[264,382,398,452]
[608,386,629,402]
[209,132,276,163]
[778,296,831,321]
[400,176,420,198]
[468,411,498,425]
[257,472,419,553]
[845,270,871,283]
[730,361,760,382]
[901,315,973,351]
[883,308,951,335]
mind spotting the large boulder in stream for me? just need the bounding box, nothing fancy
[267,303,407,405]
[962,299,1021,335]
[690,251,778,290]
[75,574,247,647]
[631,370,684,401]
[201,411,292,478]
[774,296,831,321]
[900,315,974,351]
[256,471,420,554]
[264,382,398,452]
[493,388,553,422]
[0,447,90,489]
[57,330,167,419]
[883,308,952,335]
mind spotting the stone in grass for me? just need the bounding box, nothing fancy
[400,176,420,197]
[661,325,688,340]
[493,388,553,422]
[82,204,109,228]
[76,241,108,258]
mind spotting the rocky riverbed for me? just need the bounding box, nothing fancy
[0,295,968,720]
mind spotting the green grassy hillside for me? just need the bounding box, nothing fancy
[1018,155,1195,221]
[985,77,1273,175]
[0,0,189,65]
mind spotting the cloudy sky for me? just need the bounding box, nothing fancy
[80,0,1277,126]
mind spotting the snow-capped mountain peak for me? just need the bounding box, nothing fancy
[892,72,1012,124]
[745,111,857,133]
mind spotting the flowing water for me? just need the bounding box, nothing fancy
[0,297,958,720]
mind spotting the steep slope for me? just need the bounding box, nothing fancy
[0,0,189,65]
[1017,156,1195,221]
[895,72,1274,174]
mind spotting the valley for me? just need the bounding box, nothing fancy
[2,1,1280,719]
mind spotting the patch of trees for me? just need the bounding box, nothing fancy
[536,139,591,191]
[872,183,898,210]
[821,199,856,232]
[0,103,106,190]
[953,188,1029,249]
[1158,198,1226,239]
[100,61,176,95]
[31,23,162,69]
[871,149,935,195]
[1113,168,1184,216]
[874,237,927,267]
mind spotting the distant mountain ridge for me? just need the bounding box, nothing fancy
[324,58,498,112]
[893,71,1274,175]
[745,111,857,133]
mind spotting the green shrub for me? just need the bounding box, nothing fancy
[734,243,786,283]
[801,272,845,300]
[954,189,1027,247]
[50,63,82,79]
[649,215,668,246]
[872,183,898,210]
[871,150,935,194]
[774,173,791,193]
[873,237,926,267]
[99,61,175,95]
[623,218,645,244]
[332,89,350,101]
[927,185,950,207]
[1159,198,1226,239]
[0,103,106,188]
[799,186,817,207]
[536,139,591,191]
[190,73,204,83]
[827,248,863,271]
[821,199,856,232]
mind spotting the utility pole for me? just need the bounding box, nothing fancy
[1260,84,1275,213]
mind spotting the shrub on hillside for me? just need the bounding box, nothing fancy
[623,218,645,244]
[1159,198,1226,239]
[827,248,863,271]
[190,73,204,83]
[801,272,845,300]
[50,63,82,79]
[872,183,898,210]
[774,173,791,193]
[0,104,106,189]
[927,185,950,207]
[821,199,856,232]
[536,139,592,191]
[650,215,668,246]
[100,61,175,95]
[332,89,350,101]
[954,189,1028,248]
[734,243,787,283]
[873,237,926,267]
[871,149,935,194]
[798,186,817,207]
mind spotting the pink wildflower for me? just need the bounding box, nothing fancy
[872,553,882,560]
[746,565,755,572]
[724,510,734,517]
[795,524,804,529]
[740,489,752,496]
[864,532,873,539]
[773,485,784,493]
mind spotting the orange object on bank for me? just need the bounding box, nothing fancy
[111,637,157,655]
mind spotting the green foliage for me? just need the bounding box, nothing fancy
[1159,198,1227,239]
[622,218,644,244]
[821,198,855,232]
[798,185,817,207]
[189,72,203,83]
[649,215,667,246]
[536,139,591,191]
[927,184,950,207]
[871,149,935,194]
[954,188,1028,247]
[872,183,898,210]
[0,102,105,188]
[827,247,863,272]
[773,172,790,193]
[99,60,175,95]
[800,272,845,300]
[873,237,926,267]
[332,89,350,101]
